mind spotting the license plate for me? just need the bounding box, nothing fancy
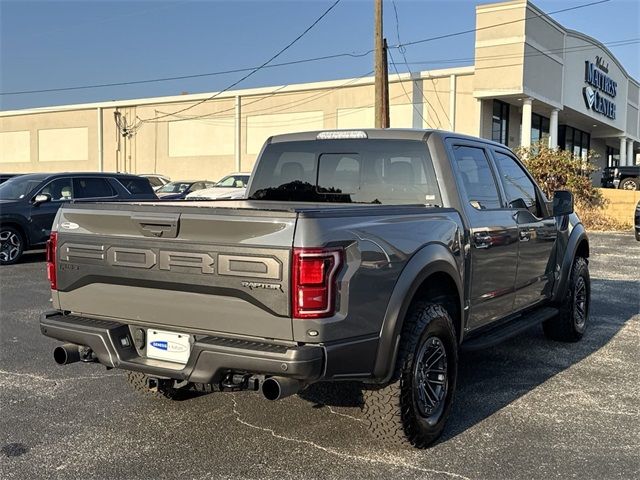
[146,329,192,365]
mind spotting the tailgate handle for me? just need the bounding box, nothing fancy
[132,213,180,238]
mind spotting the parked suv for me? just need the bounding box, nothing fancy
[0,173,156,264]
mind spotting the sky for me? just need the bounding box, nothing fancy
[1,0,639,110]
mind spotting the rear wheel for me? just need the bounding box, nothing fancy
[544,257,590,342]
[0,226,24,265]
[619,177,640,191]
[362,303,458,448]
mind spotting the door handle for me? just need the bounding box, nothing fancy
[519,230,531,242]
[473,232,492,249]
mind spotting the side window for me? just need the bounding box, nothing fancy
[40,178,73,201]
[73,178,114,199]
[452,145,502,210]
[120,177,154,195]
[493,151,539,217]
[191,182,204,192]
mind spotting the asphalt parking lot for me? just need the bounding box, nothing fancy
[1,232,638,479]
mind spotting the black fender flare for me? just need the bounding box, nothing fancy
[551,222,589,303]
[372,243,463,383]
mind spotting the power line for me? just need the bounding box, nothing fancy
[402,38,640,67]
[391,0,448,128]
[387,50,431,128]
[138,0,343,123]
[0,0,611,98]
[396,0,611,49]
[137,38,639,127]
[150,70,375,124]
[0,51,370,97]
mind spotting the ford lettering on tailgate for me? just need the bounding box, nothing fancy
[59,243,282,279]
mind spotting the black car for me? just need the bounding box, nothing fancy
[0,173,23,184]
[635,201,640,241]
[0,172,157,264]
[155,180,215,200]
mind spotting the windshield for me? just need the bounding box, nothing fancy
[215,175,249,188]
[248,140,441,205]
[158,182,192,194]
[0,176,44,200]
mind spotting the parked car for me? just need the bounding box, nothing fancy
[0,172,156,265]
[40,129,590,449]
[156,180,215,200]
[635,201,640,241]
[0,173,23,184]
[612,166,640,190]
[186,173,250,200]
[140,174,171,191]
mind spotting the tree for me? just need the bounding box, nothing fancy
[515,143,603,209]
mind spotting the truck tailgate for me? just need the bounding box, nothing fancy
[53,202,296,341]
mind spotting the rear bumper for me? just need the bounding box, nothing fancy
[40,311,324,383]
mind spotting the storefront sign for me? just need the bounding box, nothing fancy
[583,57,616,120]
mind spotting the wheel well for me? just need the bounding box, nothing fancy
[576,238,589,259]
[0,222,28,246]
[411,272,461,342]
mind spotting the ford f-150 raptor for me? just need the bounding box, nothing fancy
[40,129,590,448]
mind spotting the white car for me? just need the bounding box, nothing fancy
[186,173,251,200]
[140,174,171,191]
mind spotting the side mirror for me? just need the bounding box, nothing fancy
[553,190,574,216]
[32,193,52,206]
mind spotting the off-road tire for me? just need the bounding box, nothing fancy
[126,371,182,400]
[0,226,25,265]
[619,177,640,191]
[362,303,458,448]
[543,257,590,342]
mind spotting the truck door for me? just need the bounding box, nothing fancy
[449,142,519,329]
[491,149,557,311]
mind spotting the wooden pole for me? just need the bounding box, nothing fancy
[382,38,390,128]
[374,0,386,128]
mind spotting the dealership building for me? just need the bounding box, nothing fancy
[1,0,638,185]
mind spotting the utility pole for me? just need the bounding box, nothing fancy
[374,0,389,128]
[382,38,390,128]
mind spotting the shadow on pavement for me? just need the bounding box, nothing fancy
[15,251,46,264]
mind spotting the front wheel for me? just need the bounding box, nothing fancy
[362,303,458,448]
[544,257,590,342]
[0,226,25,265]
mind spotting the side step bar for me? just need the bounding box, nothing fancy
[462,306,558,351]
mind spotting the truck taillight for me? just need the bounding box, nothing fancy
[46,232,57,290]
[292,248,343,319]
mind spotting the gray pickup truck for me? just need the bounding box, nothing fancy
[40,129,590,448]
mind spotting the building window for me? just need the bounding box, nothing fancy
[492,100,509,146]
[531,113,550,146]
[606,146,620,168]
[558,126,590,158]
